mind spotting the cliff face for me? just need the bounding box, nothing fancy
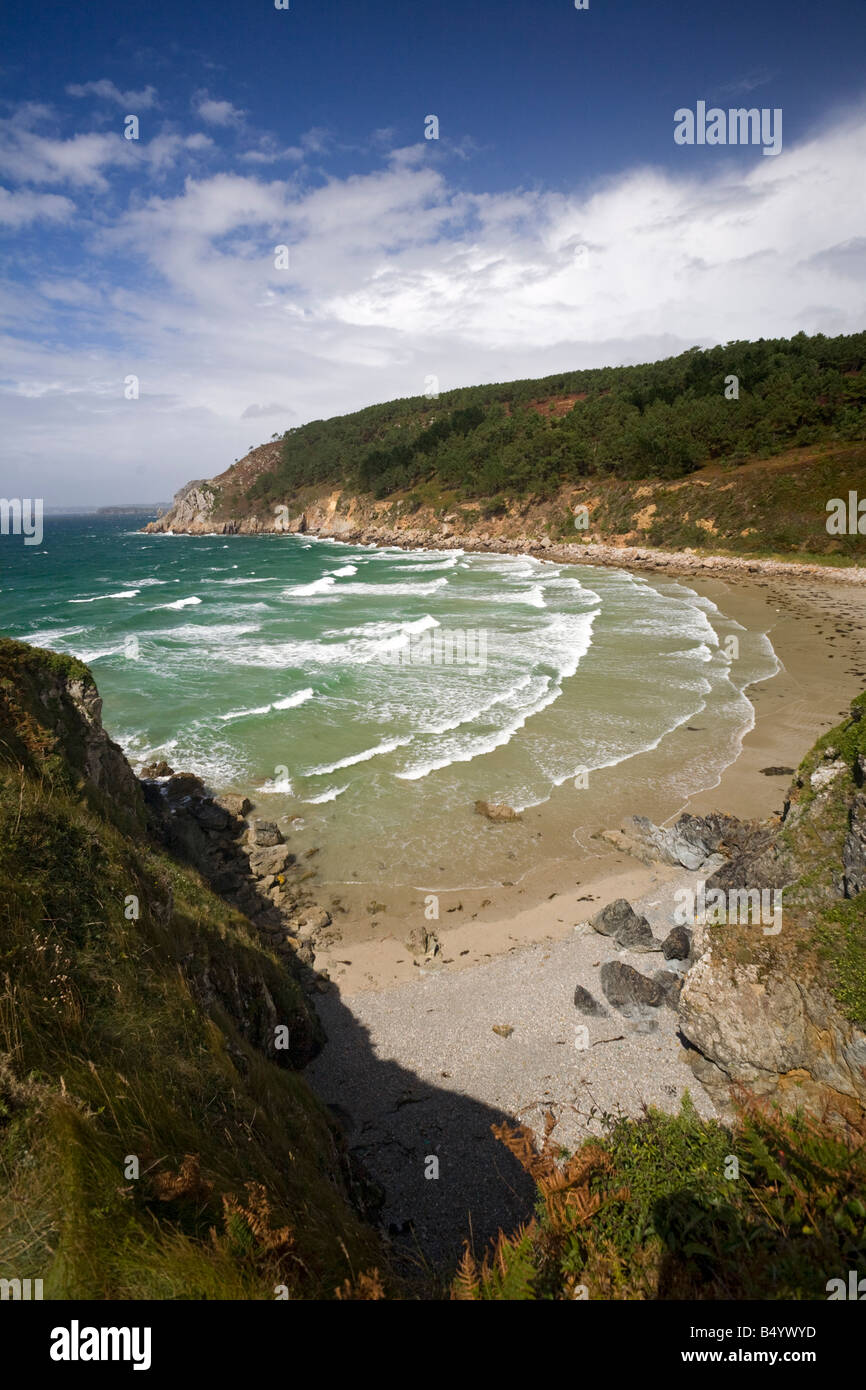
[0,640,385,1298]
[677,696,866,1123]
[0,640,145,834]
[146,437,866,579]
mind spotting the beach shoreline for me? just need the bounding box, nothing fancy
[256,533,865,996]
[133,520,866,994]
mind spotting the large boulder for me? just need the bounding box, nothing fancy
[609,811,752,871]
[215,792,253,819]
[600,961,664,1012]
[662,925,691,961]
[248,843,293,877]
[251,820,284,847]
[590,898,658,952]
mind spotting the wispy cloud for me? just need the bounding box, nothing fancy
[718,68,777,97]
[1,94,865,503]
[193,92,247,126]
[67,78,159,108]
[0,187,75,226]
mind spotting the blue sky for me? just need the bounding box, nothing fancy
[1,0,865,502]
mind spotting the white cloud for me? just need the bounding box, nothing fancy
[241,402,295,418]
[0,124,128,188]
[0,187,75,226]
[193,93,246,126]
[2,102,866,503]
[67,79,158,109]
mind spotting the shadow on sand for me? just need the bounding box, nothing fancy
[305,984,538,1276]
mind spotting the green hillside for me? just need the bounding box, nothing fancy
[244,331,866,506]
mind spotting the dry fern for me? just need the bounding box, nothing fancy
[452,1242,481,1300]
[334,1268,386,1300]
[150,1153,213,1203]
[491,1114,628,1234]
[222,1182,295,1257]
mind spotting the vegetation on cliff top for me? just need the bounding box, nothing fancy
[241,330,866,510]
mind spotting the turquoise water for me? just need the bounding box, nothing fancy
[1,516,779,886]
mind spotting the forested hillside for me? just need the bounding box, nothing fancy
[245,331,866,506]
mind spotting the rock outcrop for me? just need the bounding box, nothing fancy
[589,897,658,953]
[0,639,145,834]
[140,766,337,993]
[474,800,522,822]
[664,703,866,1121]
[594,707,866,1124]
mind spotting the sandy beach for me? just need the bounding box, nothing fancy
[300,559,866,1264]
[310,565,866,995]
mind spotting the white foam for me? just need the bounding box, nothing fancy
[216,576,278,585]
[304,735,412,775]
[283,576,337,597]
[304,784,349,804]
[158,622,261,641]
[338,578,449,597]
[256,773,293,794]
[393,556,460,572]
[327,564,358,577]
[69,590,140,603]
[160,596,202,610]
[327,615,440,640]
[218,703,273,722]
[395,675,561,781]
[18,627,84,645]
[218,688,314,722]
[273,688,315,710]
[513,583,546,608]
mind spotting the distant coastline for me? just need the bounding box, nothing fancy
[40,504,169,517]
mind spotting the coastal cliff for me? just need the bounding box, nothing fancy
[603,698,866,1123]
[146,330,866,573]
[0,638,385,1298]
[146,438,866,582]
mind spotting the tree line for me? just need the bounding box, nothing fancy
[245,330,866,506]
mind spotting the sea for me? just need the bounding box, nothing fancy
[1,515,780,890]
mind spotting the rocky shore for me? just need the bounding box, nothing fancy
[306,713,866,1261]
[145,479,865,586]
[138,764,341,994]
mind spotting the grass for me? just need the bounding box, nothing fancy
[0,640,388,1299]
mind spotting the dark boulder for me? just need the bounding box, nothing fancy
[653,970,684,1008]
[662,925,691,961]
[573,984,608,1017]
[590,898,657,952]
[600,960,664,1011]
[251,820,284,847]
